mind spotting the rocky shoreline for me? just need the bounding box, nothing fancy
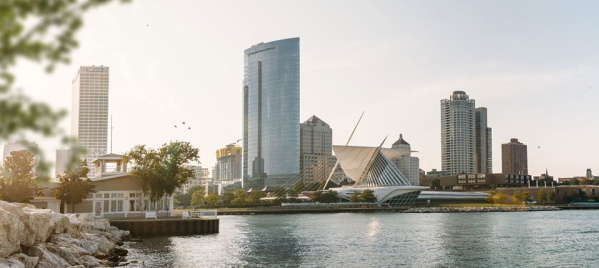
[0,201,131,268]
[404,206,561,213]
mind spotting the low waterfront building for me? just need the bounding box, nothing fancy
[31,153,174,219]
[436,173,532,190]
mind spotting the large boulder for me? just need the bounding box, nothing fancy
[21,208,53,244]
[23,244,70,268]
[82,233,115,258]
[0,258,25,268]
[0,207,25,258]
[7,253,38,268]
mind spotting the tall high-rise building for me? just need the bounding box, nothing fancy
[300,115,334,183]
[384,134,420,186]
[55,149,71,178]
[71,66,109,175]
[475,107,492,173]
[243,38,300,189]
[441,91,476,175]
[215,144,242,182]
[501,138,528,175]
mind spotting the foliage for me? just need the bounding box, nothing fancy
[127,141,199,202]
[0,150,43,202]
[360,189,377,203]
[247,191,265,205]
[191,189,205,207]
[349,191,361,203]
[486,190,496,205]
[512,190,523,204]
[312,190,339,203]
[537,189,547,205]
[0,0,131,179]
[231,189,248,206]
[494,190,507,204]
[431,179,441,190]
[521,191,532,204]
[221,192,234,205]
[205,192,220,206]
[52,159,95,212]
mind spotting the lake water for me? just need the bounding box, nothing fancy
[125,210,599,267]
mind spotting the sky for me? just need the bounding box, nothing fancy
[8,0,599,179]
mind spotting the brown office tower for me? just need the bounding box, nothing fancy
[502,138,528,175]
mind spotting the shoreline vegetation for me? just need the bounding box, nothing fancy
[177,204,575,215]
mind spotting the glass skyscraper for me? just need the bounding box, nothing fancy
[243,38,300,189]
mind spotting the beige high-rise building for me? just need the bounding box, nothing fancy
[300,115,334,183]
[55,149,71,178]
[71,66,109,175]
[501,138,528,175]
[475,107,492,173]
[385,134,420,186]
[441,91,476,175]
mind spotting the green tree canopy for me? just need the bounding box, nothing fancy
[486,190,496,205]
[248,191,265,205]
[222,192,234,205]
[521,191,532,204]
[494,190,507,204]
[0,150,43,202]
[537,189,547,205]
[127,141,200,202]
[191,189,205,207]
[231,189,248,206]
[512,190,523,204]
[52,159,95,213]
[360,189,377,203]
[205,192,220,206]
[1,0,131,179]
[349,191,361,203]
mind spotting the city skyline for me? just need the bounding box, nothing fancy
[7,1,598,179]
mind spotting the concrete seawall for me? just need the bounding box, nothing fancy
[110,219,219,237]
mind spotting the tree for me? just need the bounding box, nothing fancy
[521,191,532,204]
[52,159,96,213]
[512,190,523,204]
[431,179,441,190]
[486,190,496,206]
[1,0,131,179]
[222,192,234,205]
[494,190,507,205]
[537,189,548,205]
[191,189,205,207]
[0,150,43,202]
[205,192,220,206]
[127,142,200,202]
[231,189,248,206]
[349,191,361,203]
[360,189,377,203]
[548,191,557,204]
[248,191,265,205]
[323,190,339,203]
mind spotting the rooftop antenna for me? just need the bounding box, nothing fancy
[322,111,365,190]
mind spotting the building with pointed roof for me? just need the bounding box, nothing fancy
[300,115,334,183]
[387,134,420,185]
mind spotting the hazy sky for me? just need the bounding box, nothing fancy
[9,0,599,179]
